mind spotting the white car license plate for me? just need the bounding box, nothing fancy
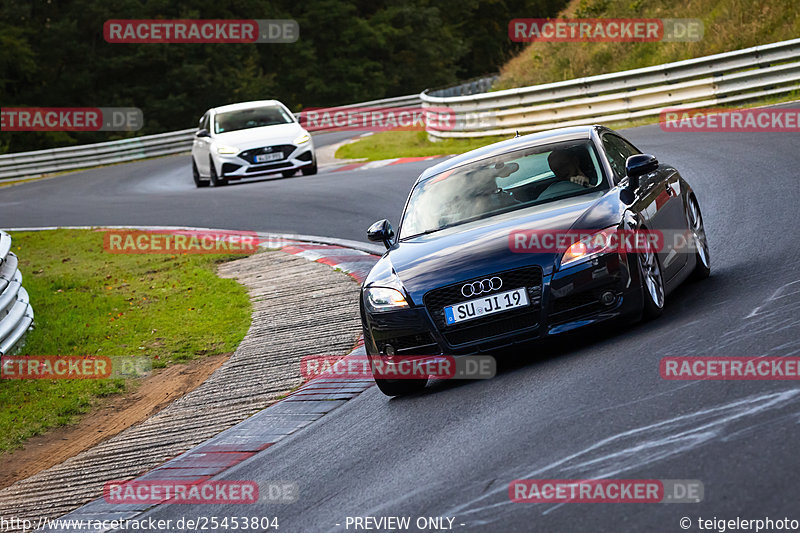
[444,287,529,325]
[255,152,283,163]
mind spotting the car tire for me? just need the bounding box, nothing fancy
[687,195,710,281]
[192,160,209,188]
[282,169,297,178]
[301,159,318,176]
[209,158,227,187]
[638,242,665,320]
[368,354,427,396]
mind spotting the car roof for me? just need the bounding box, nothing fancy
[209,100,286,114]
[416,125,607,184]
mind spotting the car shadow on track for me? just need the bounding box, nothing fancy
[214,174,304,187]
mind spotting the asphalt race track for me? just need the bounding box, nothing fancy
[5,122,800,531]
[0,131,421,242]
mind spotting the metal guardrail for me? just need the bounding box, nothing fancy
[0,231,34,355]
[427,75,500,98]
[0,94,422,180]
[420,38,800,139]
[314,93,421,110]
[0,129,195,180]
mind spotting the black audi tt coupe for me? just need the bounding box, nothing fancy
[360,125,710,395]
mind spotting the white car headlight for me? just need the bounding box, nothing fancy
[293,132,311,145]
[365,287,409,313]
[216,145,239,154]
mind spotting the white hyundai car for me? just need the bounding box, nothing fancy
[191,100,316,187]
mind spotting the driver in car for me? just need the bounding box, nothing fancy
[547,148,592,187]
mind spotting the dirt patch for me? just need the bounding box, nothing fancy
[0,353,229,490]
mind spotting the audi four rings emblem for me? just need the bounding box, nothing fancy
[461,277,503,297]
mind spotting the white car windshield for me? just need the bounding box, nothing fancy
[214,106,294,134]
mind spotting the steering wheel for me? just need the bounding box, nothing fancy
[537,180,587,201]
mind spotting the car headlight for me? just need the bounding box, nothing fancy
[293,132,311,145]
[216,145,239,154]
[365,287,409,313]
[560,227,617,268]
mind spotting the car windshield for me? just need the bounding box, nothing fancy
[214,106,294,134]
[399,140,607,239]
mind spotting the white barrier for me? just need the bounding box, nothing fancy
[0,231,33,354]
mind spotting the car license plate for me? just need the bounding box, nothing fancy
[444,287,529,325]
[255,152,283,163]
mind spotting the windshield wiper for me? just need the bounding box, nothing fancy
[401,221,464,240]
[401,227,445,240]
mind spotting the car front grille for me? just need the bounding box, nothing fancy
[423,266,543,347]
[245,162,293,173]
[238,144,296,164]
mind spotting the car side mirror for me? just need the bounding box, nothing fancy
[367,219,395,249]
[196,129,211,138]
[620,188,635,206]
[624,154,658,191]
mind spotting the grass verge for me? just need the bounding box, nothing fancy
[0,229,252,453]
[335,130,508,161]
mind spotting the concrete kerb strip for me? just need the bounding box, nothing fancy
[315,133,370,168]
[45,352,377,531]
[50,387,370,529]
[0,226,380,532]
[331,155,446,173]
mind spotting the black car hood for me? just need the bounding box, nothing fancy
[368,189,624,306]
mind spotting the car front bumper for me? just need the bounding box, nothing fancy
[362,252,644,356]
[215,143,315,179]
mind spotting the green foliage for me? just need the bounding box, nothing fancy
[497,0,800,90]
[0,0,569,152]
